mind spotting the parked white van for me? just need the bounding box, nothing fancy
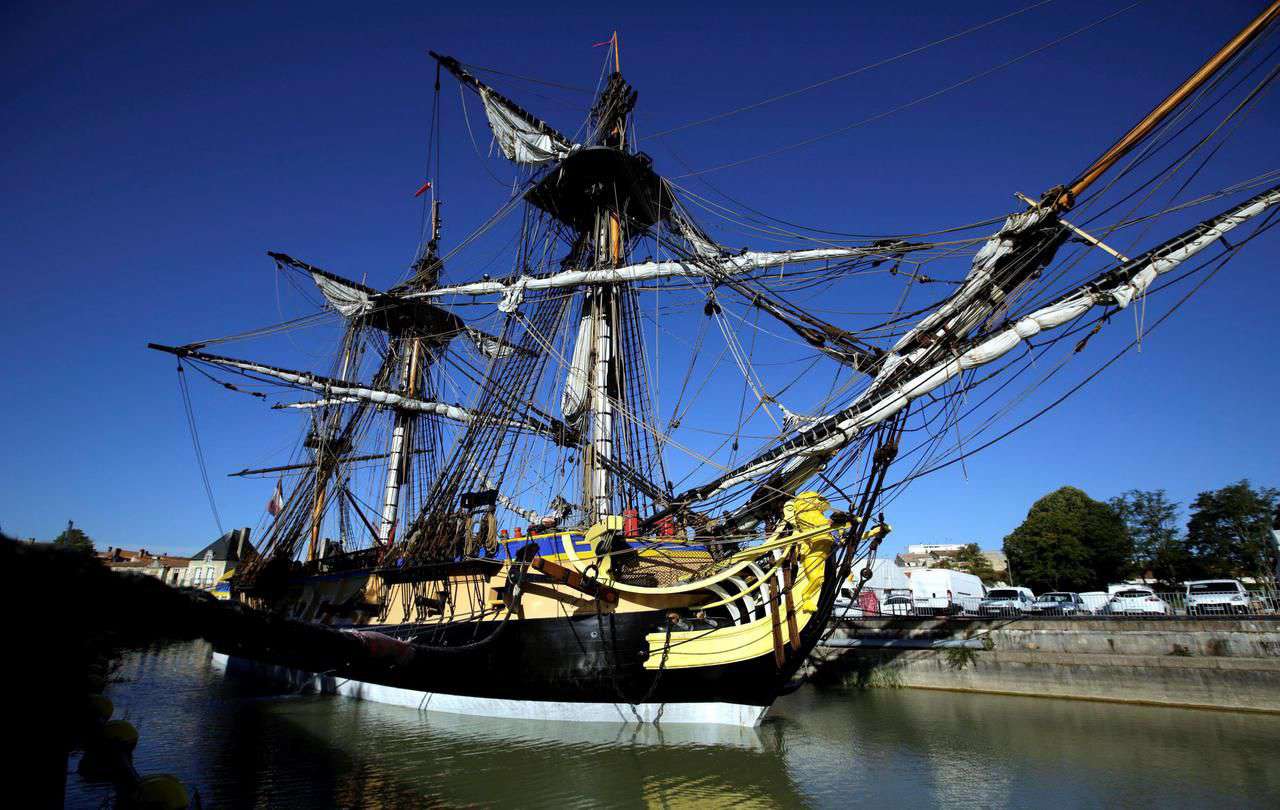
[907,569,986,615]
[860,558,911,592]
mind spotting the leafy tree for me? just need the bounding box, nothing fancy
[1185,480,1279,581]
[1003,487,1131,592]
[954,542,999,582]
[1110,489,1197,587]
[53,520,94,555]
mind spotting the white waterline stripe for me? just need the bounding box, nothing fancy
[210,652,769,727]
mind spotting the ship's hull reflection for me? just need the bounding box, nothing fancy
[69,642,1280,808]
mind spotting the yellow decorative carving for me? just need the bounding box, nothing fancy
[644,493,837,670]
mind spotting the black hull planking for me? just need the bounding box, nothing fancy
[212,609,790,708]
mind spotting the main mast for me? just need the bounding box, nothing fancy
[583,35,627,523]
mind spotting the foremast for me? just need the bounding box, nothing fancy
[378,202,444,544]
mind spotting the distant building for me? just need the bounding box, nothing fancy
[100,547,189,584]
[894,544,1009,582]
[178,528,254,591]
[896,551,938,569]
[906,543,966,555]
[897,546,965,568]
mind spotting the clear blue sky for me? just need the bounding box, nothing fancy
[2,0,1277,557]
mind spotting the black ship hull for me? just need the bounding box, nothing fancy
[211,609,790,726]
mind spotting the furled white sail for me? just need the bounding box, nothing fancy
[308,269,518,358]
[410,246,880,309]
[480,88,577,166]
[700,185,1280,502]
[311,271,375,318]
[274,396,477,422]
[670,203,722,258]
[886,206,1058,368]
[561,313,593,422]
[463,327,520,359]
[167,349,564,441]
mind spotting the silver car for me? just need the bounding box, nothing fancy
[1027,592,1088,616]
[979,587,1036,617]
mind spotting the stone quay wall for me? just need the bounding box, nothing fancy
[806,616,1280,713]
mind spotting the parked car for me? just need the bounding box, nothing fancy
[1184,579,1255,615]
[1107,582,1149,595]
[1079,591,1110,614]
[881,591,915,616]
[834,586,916,618]
[1027,592,1088,615]
[907,569,986,616]
[833,586,873,617]
[979,586,1036,616]
[1105,587,1171,615]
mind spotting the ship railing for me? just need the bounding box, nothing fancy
[836,586,1280,620]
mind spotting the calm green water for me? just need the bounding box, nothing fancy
[68,641,1280,808]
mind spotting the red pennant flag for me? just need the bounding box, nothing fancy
[413,180,432,198]
[267,479,284,516]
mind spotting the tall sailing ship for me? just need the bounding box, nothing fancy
[151,4,1280,726]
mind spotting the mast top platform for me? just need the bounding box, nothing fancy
[525,146,670,232]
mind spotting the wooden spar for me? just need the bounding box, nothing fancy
[768,581,785,669]
[1016,191,1130,261]
[781,547,800,652]
[307,489,326,561]
[1059,0,1280,209]
[428,51,575,147]
[530,556,620,604]
[340,486,382,545]
[230,453,393,478]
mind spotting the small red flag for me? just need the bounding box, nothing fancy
[413,180,432,198]
[267,480,284,516]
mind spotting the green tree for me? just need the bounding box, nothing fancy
[953,543,998,582]
[1110,489,1197,587]
[1003,487,1131,592]
[1185,480,1279,581]
[53,520,94,555]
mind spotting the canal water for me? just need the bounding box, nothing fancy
[69,642,1280,808]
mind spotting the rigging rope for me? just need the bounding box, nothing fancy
[648,0,1058,138]
[176,360,225,536]
[673,1,1145,178]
